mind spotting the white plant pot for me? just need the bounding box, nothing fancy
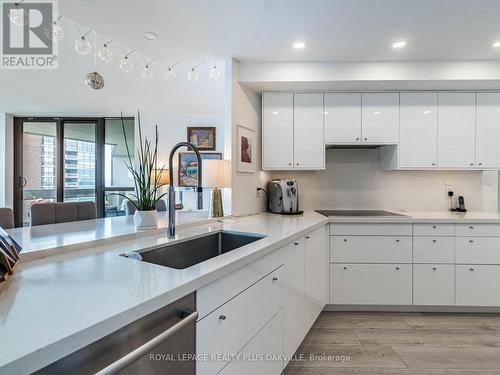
[133,210,158,230]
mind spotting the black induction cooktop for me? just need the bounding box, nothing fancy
[316,210,409,218]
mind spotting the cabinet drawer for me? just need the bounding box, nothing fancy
[197,267,284,375]
[455,224,500,237]
[456,265,500,306]
[413,264,455,306]
[330,264,412,305]
[413,224,454,236]
[330,223,412,236]
[413,237,454,263]
[197,248,284,319]
[455,237,500,264]
[330,236,412,263]
[218,310,284,375]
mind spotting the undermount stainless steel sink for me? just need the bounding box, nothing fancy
[121,231,266,269]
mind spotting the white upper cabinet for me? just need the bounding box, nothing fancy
[262,92,294,169]
[476,93,500,168]
[438,93,476,168]
[361,93,400,143]
[399,92,438,168]
[324,93,362,143]
[293,93,325,169]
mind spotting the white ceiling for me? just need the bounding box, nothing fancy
[61,0,500,62]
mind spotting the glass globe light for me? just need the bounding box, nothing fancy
[74,36,92,55]
[85,71,105,90]
[141,65,154,80]
[119,56,134,72]
[52,22,64,42]
[187,67,199,82]
[98,44,113,63]
[164,67,176,81]
[9,4,25,26]
[209,65,221,80]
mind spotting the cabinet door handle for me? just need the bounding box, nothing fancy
[343,238,348,242]
[478,162,483,166]
[469,268,475,271]
[469,226,475,229]
[432,267,437,270]
[343,266,348,270]
[272,277,278,282]
[395,239,400,242]
[294,242,299,246]
[431,162,436,166]
[296,163,299,166]
[470,162,474,166]
[432,225,437,229]
[355,137,360,141]
[395,267,400,270]
[219,314,227,320]
[469,240,474,243]
[363,137,368,141]
[288,162,292,166]
[432,239,437,243]
[305,236,310,239]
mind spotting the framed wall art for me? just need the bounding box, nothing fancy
[236,125,256,173]
[187,127,216,150]
[178,152,222,187]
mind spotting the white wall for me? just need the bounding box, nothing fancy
[271,149,492,212]
[0,18,225,210]
[226,60,269,216]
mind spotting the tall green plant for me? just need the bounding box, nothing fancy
[114,112,168,211]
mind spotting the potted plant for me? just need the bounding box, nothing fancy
[116,112,168,230]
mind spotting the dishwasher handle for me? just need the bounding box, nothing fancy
[95,310,199,375]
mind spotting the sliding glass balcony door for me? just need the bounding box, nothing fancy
[13,117,134,226]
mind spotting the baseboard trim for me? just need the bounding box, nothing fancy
[323,304,500,313]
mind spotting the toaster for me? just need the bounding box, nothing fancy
[267,179,303,215]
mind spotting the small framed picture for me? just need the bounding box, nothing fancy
[237,125,256,173]
[178,152,222,187]
[187,127,216,150]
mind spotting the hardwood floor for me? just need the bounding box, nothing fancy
[283,312,500,375]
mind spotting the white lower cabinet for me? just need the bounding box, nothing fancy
[455,237,500,264]
[197,225,327,375]
[304,227,328,328]
[456,265,500,306]
[197,266,284,375]
[413,264,455,305]
[330,263,412,305]
[330,235,412,263]
[218,310,284,375]
[282,239,306,360]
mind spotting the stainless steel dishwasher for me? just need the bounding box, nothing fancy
[35,293,197,375]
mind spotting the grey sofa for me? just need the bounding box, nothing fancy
[0,208,14,229]
[30,202,97,226]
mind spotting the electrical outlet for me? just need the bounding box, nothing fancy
[256,185,262,198]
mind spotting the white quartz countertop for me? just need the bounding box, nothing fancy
[5,211,214,261]
[324,210,500,223]
[0,211,327,374]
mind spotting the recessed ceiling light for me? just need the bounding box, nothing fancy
[143,31,159,41]
[493,41,500,48]
[391,40,407,49]
[293,41,306,49]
